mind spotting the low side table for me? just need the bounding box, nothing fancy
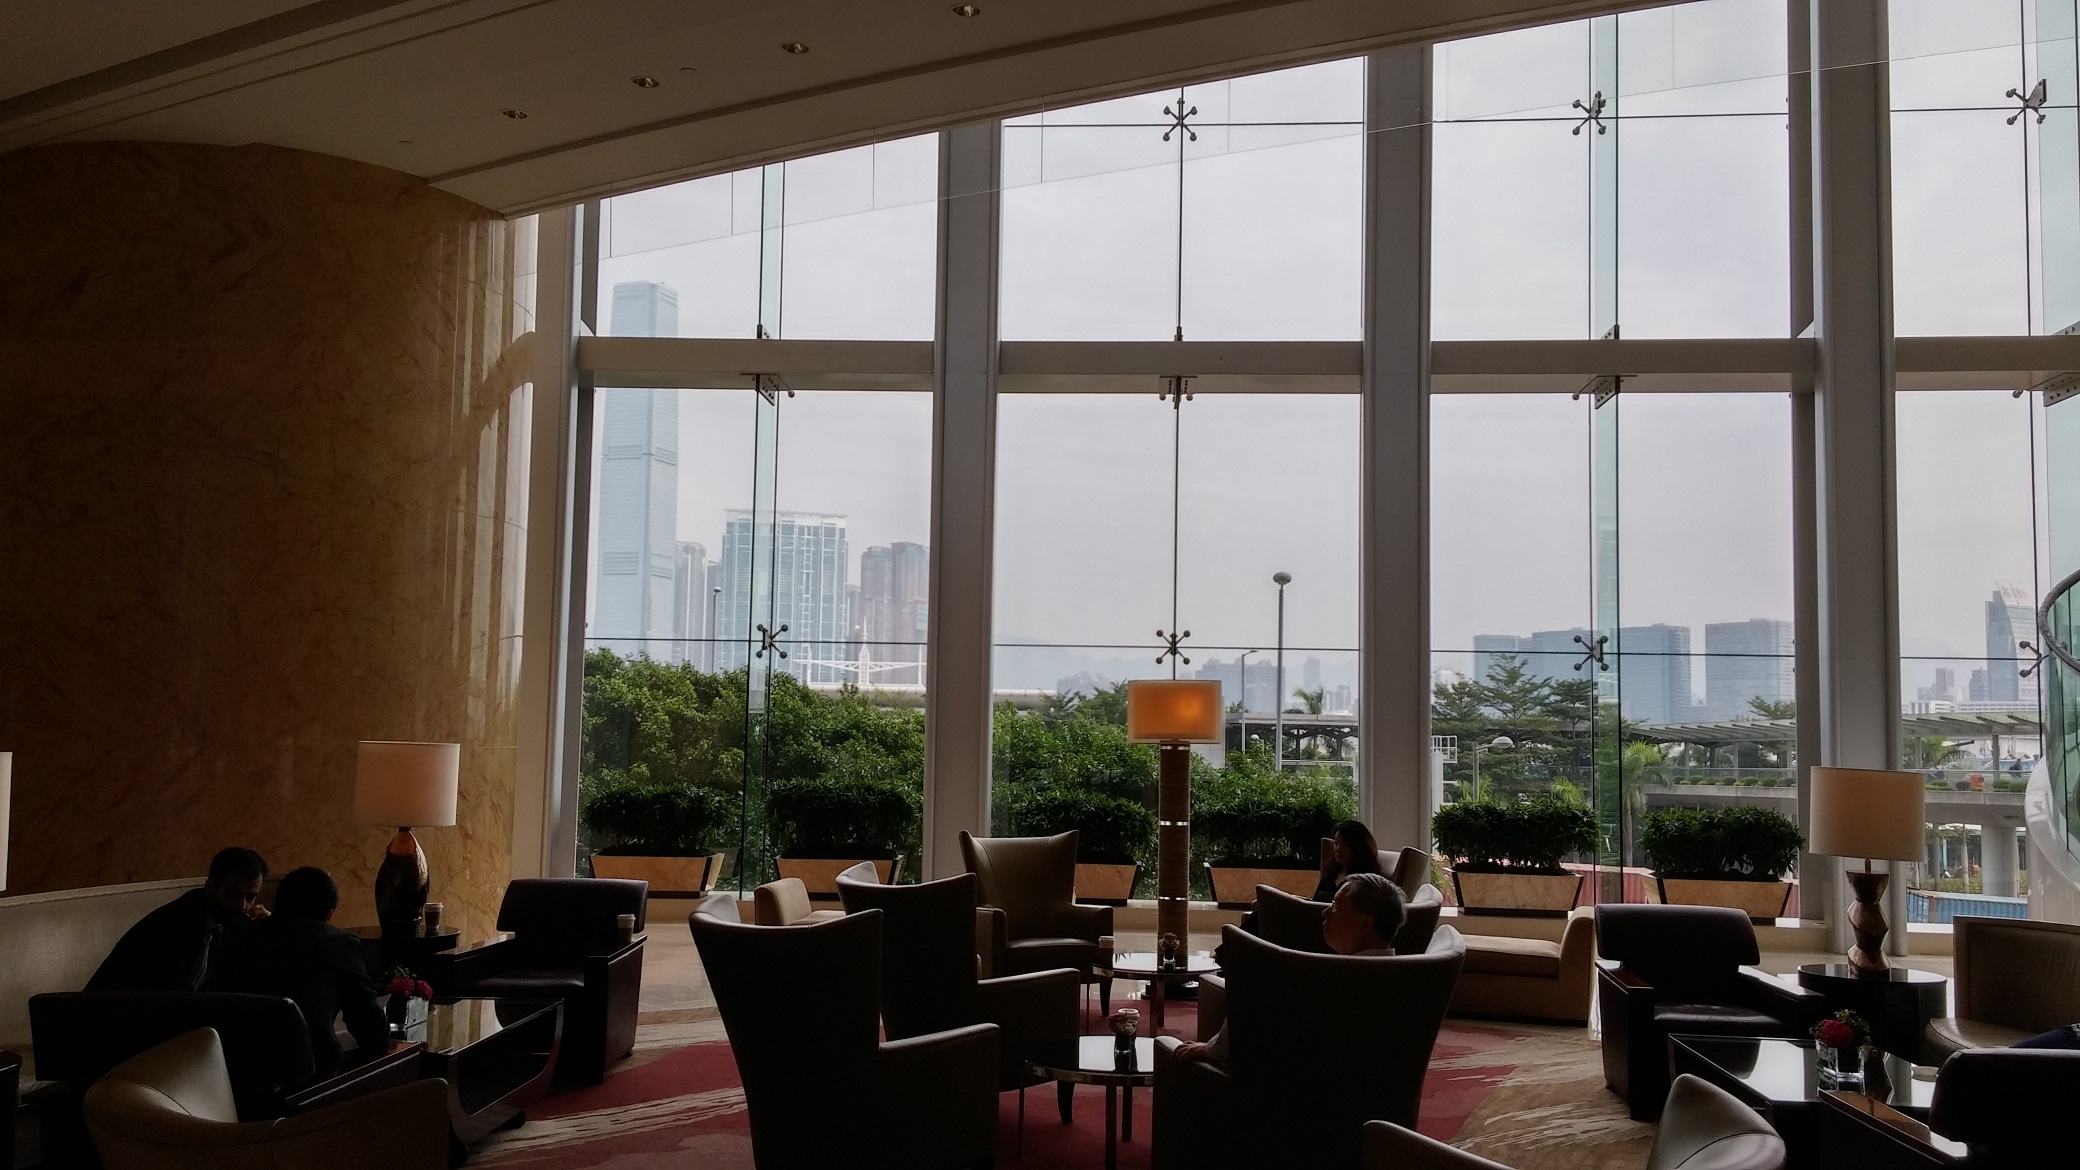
[1104,951,1219,1034]
[400,996,562,1159]
[1795,964,1947,1065]
[1024,1037,1155,1170]
[351,923,461,978]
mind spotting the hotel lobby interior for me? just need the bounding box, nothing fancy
[7,0,2080,1167]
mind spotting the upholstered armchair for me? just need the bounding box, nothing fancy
[1450,906,1597,1026]
[1818,1047,2080,1168]
[1596,904,1823,1121]
[1922,916,2080,1060]
[84,1029,448,1170]
[959,831,1112,1006]
[1360,1074,1785,1170]
[433,878,647,1085]
[1155,924,1466,1170]
[690,903,999,1170]
[837,870,1081,1097]
[1199,883,1444,1040]
[753,878,845,927]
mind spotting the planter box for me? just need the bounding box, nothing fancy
[776,857,902,900]
[1655,876,1792,922]
[1449,868,1582,917]
[589,852,728,897]
[1205,863,1318,910]
[1075,862,1140,906]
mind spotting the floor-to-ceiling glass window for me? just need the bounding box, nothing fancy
[992,61,1363,897]
[579,138,937,894]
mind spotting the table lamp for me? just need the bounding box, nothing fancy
[1127,680,1223,946]
[1807,766,1925,975]
[355,741,460,931]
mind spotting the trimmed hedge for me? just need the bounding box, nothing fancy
[1432,795,1596,874]
[583,782,730,857]
[1640,805,1803,881]
[1014,787,1156,864]
[1192,770,1354,868]
[765,774,917,859]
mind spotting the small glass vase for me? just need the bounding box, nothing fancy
[1818,1043,1864,1092]
[386,994,428,1038]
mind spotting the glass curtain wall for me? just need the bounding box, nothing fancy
[580,139,937,893]
[1430,0,1793,905]
[992,62,1362,896]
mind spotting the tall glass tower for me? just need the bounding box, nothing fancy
[591,281,680,659]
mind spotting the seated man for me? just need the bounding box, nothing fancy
[87,847,269,992]
[1176,872,1408,1064]
[209,866,390,1077]
[2015,1024,2080,1049]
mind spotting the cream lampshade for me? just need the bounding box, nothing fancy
[1126,680,1224,952]
[355,741,459,933]
[1807,766,1925,975]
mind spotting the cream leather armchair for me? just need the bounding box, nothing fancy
[85,1029,448,1170]
[1923,916,2080,1060]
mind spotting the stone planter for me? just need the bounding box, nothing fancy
[589,852,730,897]
[1655,876,1792,922]
[776,856,902,900]
[1448,868,1582,917]
[1205,863,1318,910]
[1075,862,1140,906]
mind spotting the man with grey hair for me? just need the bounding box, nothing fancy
[1175,872,1408,1064]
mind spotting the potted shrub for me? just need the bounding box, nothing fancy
[766,774,916,897]
[1431,795,1597,916]
[584,782,733,895]
[1193,769,1350,909]
[1014,787,1156,905]
[1641,805,1803,922]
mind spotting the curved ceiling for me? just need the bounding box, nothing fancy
[1,0,1656,214]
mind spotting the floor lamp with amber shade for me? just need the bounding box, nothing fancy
[1807,766,1926,975]
[1126,680,1224,948]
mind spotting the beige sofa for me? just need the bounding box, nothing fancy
[1924,916,2080,1059]
[1446,906,1597,1026]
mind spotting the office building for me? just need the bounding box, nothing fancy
[858,541,931,685]
[1985,583,2037,704]
[714,510,852,683]
[590,281,680,658]
[1704,619,1796,721]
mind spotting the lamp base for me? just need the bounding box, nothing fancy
[1156,744,1191,945]
[1845,869,1890,975]
[375,827,430,933]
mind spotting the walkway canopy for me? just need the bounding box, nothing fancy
[1632,711,2041,745]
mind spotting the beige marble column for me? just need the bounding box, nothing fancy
[0,142,536,943]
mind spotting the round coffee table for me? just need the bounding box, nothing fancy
[1024,1036,1155,1170]
[1106,950,1219,1033]
[1795,963,1949,1064]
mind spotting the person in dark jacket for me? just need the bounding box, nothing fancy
[86,847,270,992]
[209,866,392,1077]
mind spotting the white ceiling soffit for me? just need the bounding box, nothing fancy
[0,0,1661,216]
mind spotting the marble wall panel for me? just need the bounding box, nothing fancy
[0,142,538,944]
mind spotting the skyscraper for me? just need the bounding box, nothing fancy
[1703,618,1795,721]
[1471,635,1523,686]
[1616,623,1693,724]
[1984,583,2036,703]
[858,541,930,685]
[591,281,680,658]
[714,510,852,682]
[670,541,708,665]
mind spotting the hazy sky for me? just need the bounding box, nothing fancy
[590,0,2064,698]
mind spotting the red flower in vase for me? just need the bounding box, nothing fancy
[1815,1018,1858,1049]
[386,976,433,1000]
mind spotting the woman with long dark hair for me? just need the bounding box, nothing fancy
[1314,818,1384,901]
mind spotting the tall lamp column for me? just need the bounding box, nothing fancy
[355,741,461,944]
[1807,766,1925,975]
[1127,681,1224,947]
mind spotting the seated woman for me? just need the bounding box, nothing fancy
[1313,819,1385,902]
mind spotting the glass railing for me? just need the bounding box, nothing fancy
[2040,567,2080,861]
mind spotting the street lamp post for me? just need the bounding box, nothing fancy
[1273,572,1291,771]
[1469,735,1516,802]
[1236,648,1256,757]
[707,587,721,672]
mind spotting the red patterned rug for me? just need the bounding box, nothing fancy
[476,996,1525,1168]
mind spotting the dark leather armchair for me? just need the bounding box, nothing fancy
[432,877,647,1085]
[1819,1048,2080,1167]
[1154,924,1466,1170]
[1596,904,1823,1121]
[690,902,999,1169]
[959,831,1112,1010]
[1199,883,1444,1039]
[28,992,422,1167]
[1360,1073,1784,1170]
[838,869,1081,1096]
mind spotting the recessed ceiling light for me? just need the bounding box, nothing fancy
[678,66,698,73]
[952,3,981,15]
[396,139,414,146]
[631,75,660,88]
[500,108,528,119]
[780,41,809,54]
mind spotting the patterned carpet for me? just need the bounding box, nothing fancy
[473,997,1652,1170]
